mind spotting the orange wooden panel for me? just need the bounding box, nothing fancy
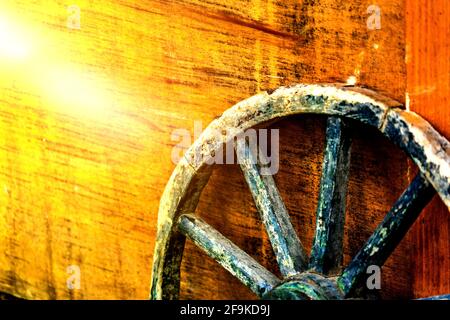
[406,0,450,298]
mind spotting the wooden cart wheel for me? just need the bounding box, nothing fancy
[150,84,450,300]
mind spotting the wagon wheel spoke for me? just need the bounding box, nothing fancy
[309,117,352,275]
[235,138,307,276]
[337,173,436,296]
[177,214,281,297]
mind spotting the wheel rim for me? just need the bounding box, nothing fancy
[150,83,450,300]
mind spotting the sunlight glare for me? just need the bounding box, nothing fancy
[0,19,30,60]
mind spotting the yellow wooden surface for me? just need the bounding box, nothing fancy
[0,0,428,299]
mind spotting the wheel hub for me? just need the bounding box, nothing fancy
[262,272,343,300]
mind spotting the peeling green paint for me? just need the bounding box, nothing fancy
[178,214,280,297]
[236,139,307,277]
[263,272,343,300]
[309,116,351,275]
[337,173,435,296]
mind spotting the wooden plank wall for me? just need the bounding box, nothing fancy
[0,0,446,299]
[406,0,450,298]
